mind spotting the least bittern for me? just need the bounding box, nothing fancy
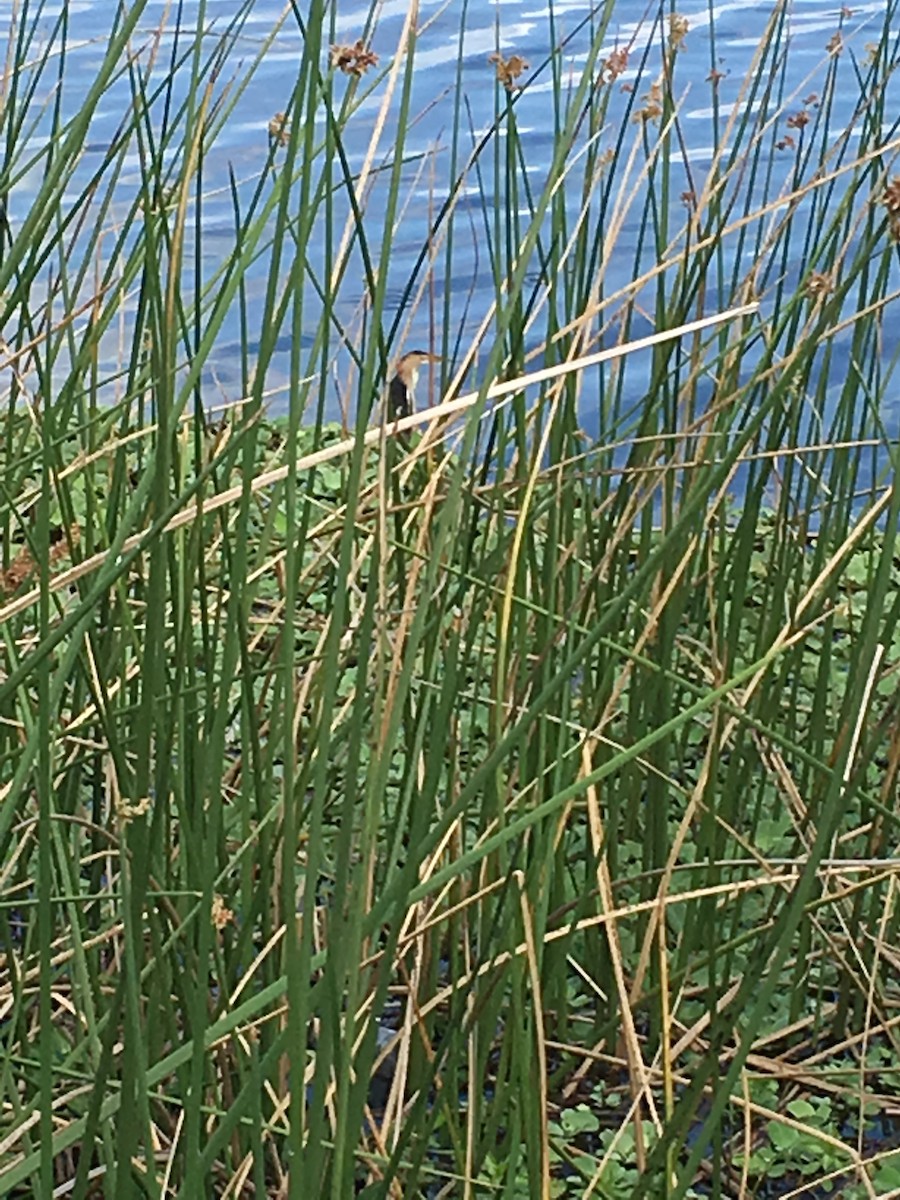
[387,350,441,419]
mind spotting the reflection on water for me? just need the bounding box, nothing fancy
[4,0,900,445]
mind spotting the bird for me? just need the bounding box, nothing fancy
[387,350,441,420]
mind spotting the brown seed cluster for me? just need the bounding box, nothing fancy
[489,52,529,92]
[805,272,833,298]
[212,893,235,931]
[602,47,629,84]
[884,178,900,214]
[669,14,689,50]
[634,81,663,123]
[268,111,290,146]
[883,177,900,241]
[330,39,379,77]
[116,794,152,821]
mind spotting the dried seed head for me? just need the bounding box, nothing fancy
[883,177,900,215]
[330,39,379,77]
[602,47,629,84]
[805,272,833,298]
[268,111,290,146]
[634,81,663,123]
[212,894,235,931]
[669,14,689,49]
[489,52,529,92]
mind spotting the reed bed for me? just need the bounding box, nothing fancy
[2,0,900,1196]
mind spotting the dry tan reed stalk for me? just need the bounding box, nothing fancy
[543,132,900,356]
[329,2,420,294]
[0,303,758,628]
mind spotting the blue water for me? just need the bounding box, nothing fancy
[6,0,900,428]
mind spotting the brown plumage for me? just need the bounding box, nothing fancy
[387,350,441,419]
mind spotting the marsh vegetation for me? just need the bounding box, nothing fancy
[2,1,900,1197]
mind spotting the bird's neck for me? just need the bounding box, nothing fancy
[388,372,410,418]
